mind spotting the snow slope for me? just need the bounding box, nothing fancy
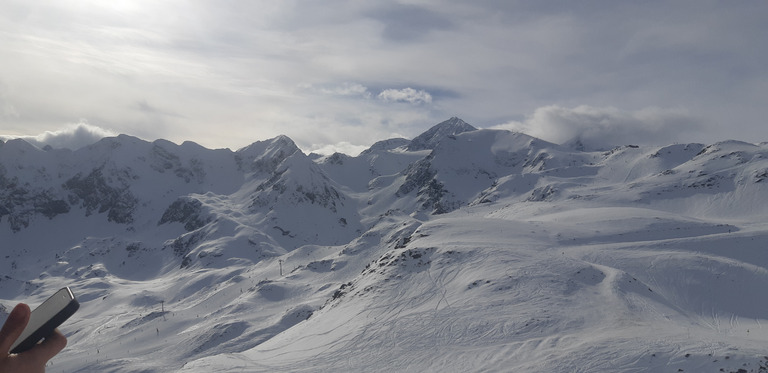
[2,119,768,372]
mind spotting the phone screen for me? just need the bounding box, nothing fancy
[10,287,79,354]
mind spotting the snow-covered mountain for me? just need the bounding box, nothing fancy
[2,119,768,372]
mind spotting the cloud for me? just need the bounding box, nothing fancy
[307,141,369,157]
[327,83,372,99]
[377,88,433,105]
[494,105,701,149]
[0,82,19,120]
[1,121,117,150]
[308,82,372,99]
[307,83,436,106]
[366,3,455,42]
[0,101,18,119]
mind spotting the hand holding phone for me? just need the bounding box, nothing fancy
[9,287,79,354]
[0,303,68,373]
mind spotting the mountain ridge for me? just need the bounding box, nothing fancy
[2,118,768,372]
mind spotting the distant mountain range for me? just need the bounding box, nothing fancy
[2,117,768,372]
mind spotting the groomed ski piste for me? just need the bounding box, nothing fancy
[2,118,768,372]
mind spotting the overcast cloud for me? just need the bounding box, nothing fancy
[494,105,701,150]
[0,0,766,154]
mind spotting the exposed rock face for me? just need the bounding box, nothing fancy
[0,167,70,231]
[64,167,138,224]
[159,197,210,231]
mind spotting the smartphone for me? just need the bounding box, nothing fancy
[9,287,79,354]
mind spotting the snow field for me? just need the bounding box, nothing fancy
[174,204,768,372]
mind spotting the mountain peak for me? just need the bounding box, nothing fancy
[236,135,302,175]
[237,135,300,160]
[407,117,477,151]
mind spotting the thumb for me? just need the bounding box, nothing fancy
[0,303,31,354]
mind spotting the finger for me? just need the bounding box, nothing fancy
[0,303,31,354]
[25,328,67,362]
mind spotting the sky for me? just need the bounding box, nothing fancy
[0,1,767,155]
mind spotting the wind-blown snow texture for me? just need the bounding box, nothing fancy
[2,117,768,372]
